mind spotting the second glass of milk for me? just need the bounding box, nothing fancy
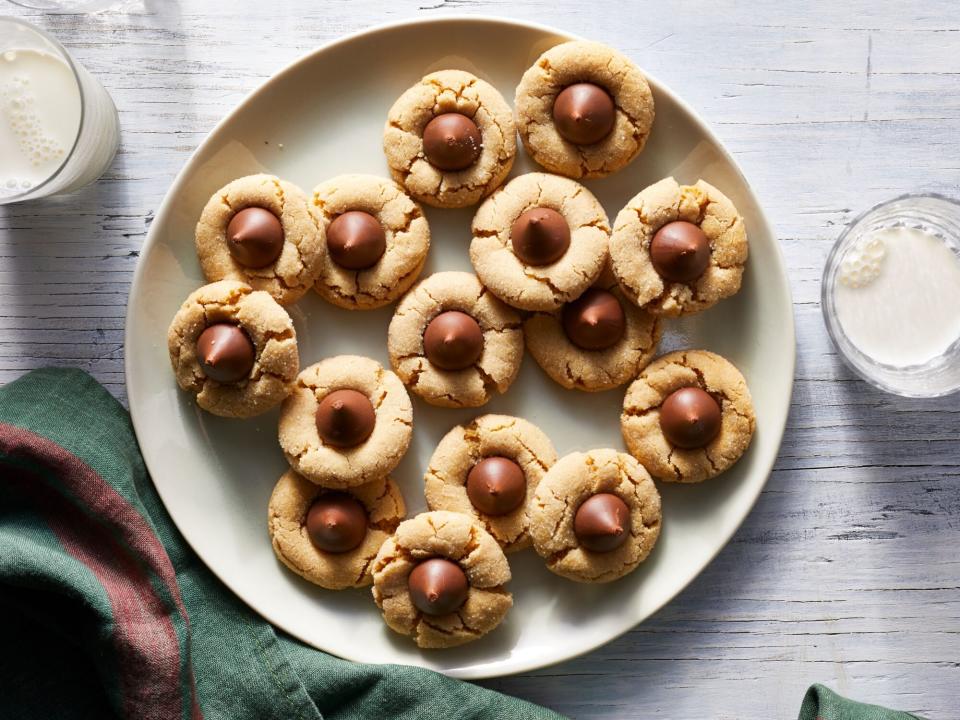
[0,17,119,204]
[822,194,960,397]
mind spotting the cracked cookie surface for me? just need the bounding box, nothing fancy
[195,174,325,306]
[383,69,516,209]
[387,271,524,408]
[529,448,661,583]
[514,41,655,179]
[610,177,748,317]
[167,280,298,418]
[525,270,661,392]
[470,172,610,311]
[312,174,430,310]
[278,355,413,487]
[424,414,557,552]
[621,350,755,483]
[268,469,405,590]
[371,510,512,649]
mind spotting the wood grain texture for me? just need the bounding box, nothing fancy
[1,1,958,717]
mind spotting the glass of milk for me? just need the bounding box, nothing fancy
[822,194,960,397]
[0,17,119,204]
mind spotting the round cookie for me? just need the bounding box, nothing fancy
[387,271,523,408]
[514,41,655,179]
[278,355,412,487]
[610,177,748,317]
[268,469,405,590]
[621,350,756,484]
[424,414,557,552]
[470,172,610,311]
[383,69,517,209]
[195,174,325,305]
[524,269,662,392]
[312,174,430,310]
[529,448,661,583]
[371,510,512,649]
[167,280,298,418]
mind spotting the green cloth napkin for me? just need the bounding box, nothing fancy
[0,369,929,720]
[799,684,925,720]
[0,368,563,720]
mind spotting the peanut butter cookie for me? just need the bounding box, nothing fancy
[268,469,405,590]
[621,350,756,483]
[470,172,609,311]
[524,269,661,391]
[167,280,298,418]
[371,510,512,649]
[515,41,655,179]
[387,271,523,408]
[278,355,413,488]
[195,174,325,305]
[312,174,430,310]
[424,414,557,553]
[529,449,661,583]
[610,177,748,317]
[383,69,516,209]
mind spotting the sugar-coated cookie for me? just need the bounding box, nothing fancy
[387,271,523,408]
[195,174,324,305]
[424,414,557,552]
[524,268,661,391]
[470,172,609,311]
[371,510,512,648]
[167,280,298,418]
[610,177,748,317]
[312,174,430,309]
[621,350,755,483]
[268,469,405,590]
[515,41,654,179]
[529,449,661,583]
[383,70,516,208]
[278,355,412,488]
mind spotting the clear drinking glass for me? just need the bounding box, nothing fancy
[822,193,960,397]
[0,16,119,204]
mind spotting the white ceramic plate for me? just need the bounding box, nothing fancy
[126,16,795,679]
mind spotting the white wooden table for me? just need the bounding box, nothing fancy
[2,2,958,717]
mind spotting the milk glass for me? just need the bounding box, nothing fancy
[0,17,119,204]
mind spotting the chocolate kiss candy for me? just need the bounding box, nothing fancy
[226,207,284,268]
[306,492,368,553]
[196,323,255,383]
[574,493,631,552]
[650,221,711,283]
[407,558,469,616]
[422,113,482,171]
[326,210,386,270]
[659,386,722,449]
[466,457,526,516]
[561,288,626,351]
[315,389,376,448]
[510,207,570,266]
[422,311,484,371]
[553,83,616,145]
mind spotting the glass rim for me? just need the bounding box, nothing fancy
[0,15,86,202]
[821,192,960,398]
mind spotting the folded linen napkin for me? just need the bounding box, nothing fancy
[0,369,928,720]
[0,368,563,720]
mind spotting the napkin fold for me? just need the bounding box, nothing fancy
[0,369,929,720]
[0,368,563,720]
[799,684,925,720]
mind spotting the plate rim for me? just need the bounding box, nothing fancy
[125,14,796,679]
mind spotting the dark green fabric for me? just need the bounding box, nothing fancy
[0,368,565,720]
[799,684,925,719]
